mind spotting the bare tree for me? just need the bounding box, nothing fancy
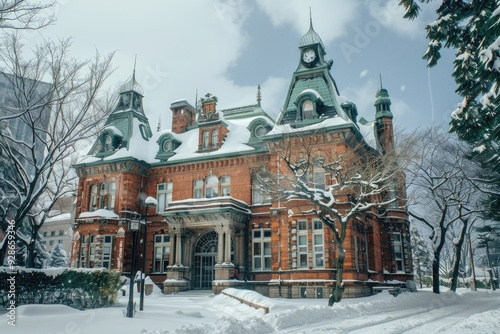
[406,128,483,293]
[0,33,115,267]
[258,130,409,305]
[0,0,55,30]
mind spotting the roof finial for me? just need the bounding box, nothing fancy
[157,114,161,132]
[257,84,262,107]
[379,73,383,89]
[133,54,137,81]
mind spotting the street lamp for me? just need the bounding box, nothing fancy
[139,196,157,311]
[126,219,140,318]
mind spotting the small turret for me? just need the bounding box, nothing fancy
[374,82,394,154]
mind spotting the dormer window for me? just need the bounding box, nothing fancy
[163,140,173,152]
[104,135,112,151]
[156,134,181,161]
[255,125,267,137]
[302,100,314,119]
[96,127,123,156]
[247,118,272,148]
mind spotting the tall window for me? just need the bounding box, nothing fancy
[312,165,326,190]
[252,175,271,205]
[297,220,308,268]
[392,232,405,272]
[108,182,116,210]
[99,183,106,209]
[89,185,98,211]
[157,182,173,212]
[312,220,324,268]
[252,228,271,271]
[202,131,210,149]
[221,176,230,196]
[193,179,203,199]
[153,234,170,272]
[102,235,113,269]
[211,129,218,148]
[205,176,218,198]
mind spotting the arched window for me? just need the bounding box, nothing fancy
[302,100,314,119]
[89,185,98,211]
[104,135,112,151]
[205,176,219,198]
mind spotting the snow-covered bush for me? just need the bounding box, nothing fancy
[0,267,121,308]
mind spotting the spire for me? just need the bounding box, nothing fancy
[119,56,144,96]
[256,84,262,107]
[309,7,313,30]
[157,114,161,132]
[379,73,383,90]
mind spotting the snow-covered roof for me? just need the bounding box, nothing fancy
[78,209,119,220]
[46,213,72,222]
[77,109,276,165]
[266,115,353,137]
[102,126,123,137]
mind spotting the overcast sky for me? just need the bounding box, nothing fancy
[19,0,458,132]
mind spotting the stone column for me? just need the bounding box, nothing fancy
[168,231,175,266]
[175,231,183,265]
[216,225,224,264]
[224,226,233,264]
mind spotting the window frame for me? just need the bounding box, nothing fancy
[157,182,173,213]
[153,234,171,273]
[252,228,272,271]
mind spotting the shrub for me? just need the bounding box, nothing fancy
[0,267,122,309]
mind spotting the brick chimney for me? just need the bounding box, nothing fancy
[170,100,196,134]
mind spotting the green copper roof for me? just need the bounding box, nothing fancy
[374,88,393,119]
[299,19,325,51]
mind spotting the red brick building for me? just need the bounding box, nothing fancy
[71,22,412,298]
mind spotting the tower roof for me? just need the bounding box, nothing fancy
[119,72,144,96]
[299,17,325,50]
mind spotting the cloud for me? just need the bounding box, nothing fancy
[256,0,359,44]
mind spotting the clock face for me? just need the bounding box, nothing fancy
[302,48,316,63]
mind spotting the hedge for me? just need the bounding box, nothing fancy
[0,267,122,309]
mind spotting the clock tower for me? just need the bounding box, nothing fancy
[277,17,348,125]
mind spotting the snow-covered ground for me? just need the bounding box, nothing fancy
[1,285,499,334]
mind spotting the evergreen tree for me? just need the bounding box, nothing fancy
[400,0,500,218]
[47,243,68,268]
[410,225,432,288]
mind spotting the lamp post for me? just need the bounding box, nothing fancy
[126,219,140,318]
[139,196,157,311]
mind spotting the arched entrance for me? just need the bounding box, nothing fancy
[192,231,218,289]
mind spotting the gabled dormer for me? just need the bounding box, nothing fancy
[197,94,228,152]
